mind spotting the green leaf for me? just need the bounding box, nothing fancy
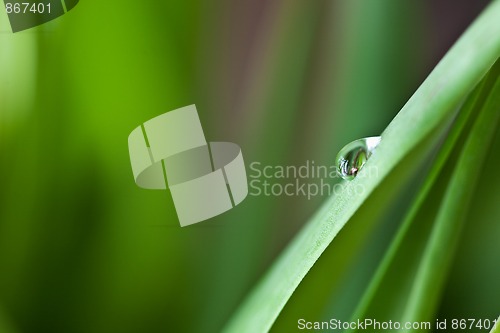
[222,2,500,332]
[401,65,500,328]
[347,60,500,330]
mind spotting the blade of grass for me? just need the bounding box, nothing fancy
[401,70,500,327]
[222,2,500,332]
[347,60,500,328]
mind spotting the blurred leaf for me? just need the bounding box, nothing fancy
[270,1,425,330]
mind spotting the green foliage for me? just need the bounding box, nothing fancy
[1,1,498,333]
[223,2,500,332]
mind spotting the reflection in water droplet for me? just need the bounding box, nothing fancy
[336,136,381,180]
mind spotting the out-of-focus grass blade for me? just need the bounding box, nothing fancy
[271,2,424,330]
[222,2,500,332]
[196,2,326,332]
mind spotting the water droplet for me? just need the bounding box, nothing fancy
[336,136,381,180]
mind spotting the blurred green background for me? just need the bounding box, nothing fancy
[0,1,498,332]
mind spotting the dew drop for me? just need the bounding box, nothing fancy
[336,136,381,180]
